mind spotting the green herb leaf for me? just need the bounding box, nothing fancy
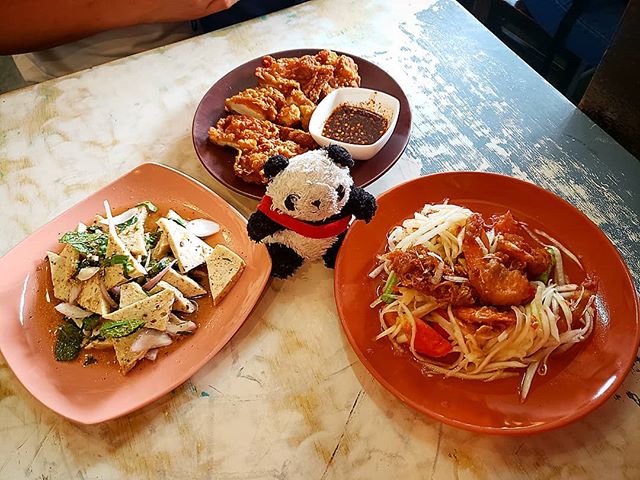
[82,314,101,332]
[170,217,187,228]
[78,257,100,270]
[100,319,145,338]
[137,201,158,213]
[144,231,161,251]
[59,231,108,257]
[54,323,83,361]
[147,257,174,277]
[116,215,138,231]
[105,254,133,278]
[536,247,557,284]
[380,272,398,304]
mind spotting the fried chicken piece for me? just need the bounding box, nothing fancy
[462,214,536,306]
[225,85,316,129]
[208,114,317,184]
[386,246,477,306]
[490,212,551,277]
[452,306,517,325]
[255,49,361,104]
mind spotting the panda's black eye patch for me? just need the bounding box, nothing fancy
[285,194,299,211]
[336,184,345,201]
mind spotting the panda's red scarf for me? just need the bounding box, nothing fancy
[257,196,352,239]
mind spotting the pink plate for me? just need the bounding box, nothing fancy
[0,163,271,424]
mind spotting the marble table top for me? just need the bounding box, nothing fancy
[0,0,638,478]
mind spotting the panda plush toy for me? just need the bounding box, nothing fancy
[247,145,377,278]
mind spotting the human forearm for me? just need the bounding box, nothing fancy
[0,0,237,54]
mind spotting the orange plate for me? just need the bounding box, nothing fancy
[334,172,639,435]
[0,163,271,424]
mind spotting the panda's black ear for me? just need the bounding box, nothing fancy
[263,155,289,180]
[325,144,354,168]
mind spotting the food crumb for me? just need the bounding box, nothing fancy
[83,354,97,366]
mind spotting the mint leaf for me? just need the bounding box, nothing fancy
[144,231,161,251]
[116,215,138,231]
[54,323,83,361]
[170,218,186,228]
[59,231,108,257]
[82,314,101,332]
[147,257,174,277]
[137,201,158,213]
[100,319,145,338]
[105,254,133,278]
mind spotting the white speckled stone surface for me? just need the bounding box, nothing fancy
[0,0,638,478]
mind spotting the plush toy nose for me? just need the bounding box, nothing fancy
[312,199,321,208]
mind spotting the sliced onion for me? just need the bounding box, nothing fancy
[185,219,220,237]
[98,278,118,309]
[442,275,468,283]
[432,261,444,285]
[111,285,121,297]
[186,300,198,314]
[69,283,82,304]
[166,320,197,335]
[142,259,176,291]
[131,330,173,352]
[475,236,488,255]
[368,263,385,279]
[98,207,137,227]
[76,266,100,281]
[55,302,93,320]
[145,349,158,361]
[531,227,583,270]
[76,222,87,233]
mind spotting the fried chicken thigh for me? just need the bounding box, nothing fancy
[212,50,360,185]
[255,49,361,104]
[208,114,317,184]
[225,85,315,129]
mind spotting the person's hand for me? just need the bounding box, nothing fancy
[142,0,241,23]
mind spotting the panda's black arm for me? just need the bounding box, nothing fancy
[247,210,285,242]
[343,186,377,223]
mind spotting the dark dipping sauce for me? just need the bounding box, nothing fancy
[322,104,388,145]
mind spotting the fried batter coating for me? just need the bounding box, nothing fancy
[255,49,361,104]
[386,246,477,306]
[225,85,316,129]
[208,114,317,184]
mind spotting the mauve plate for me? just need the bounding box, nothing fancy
[334,172,639,435]
[0,163,271,424]
[192,49,412,199]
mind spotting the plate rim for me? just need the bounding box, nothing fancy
[191,47,412,200]
[0,162,271,424]
[334,171,640,435]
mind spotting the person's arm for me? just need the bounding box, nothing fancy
[0,0,238,54]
